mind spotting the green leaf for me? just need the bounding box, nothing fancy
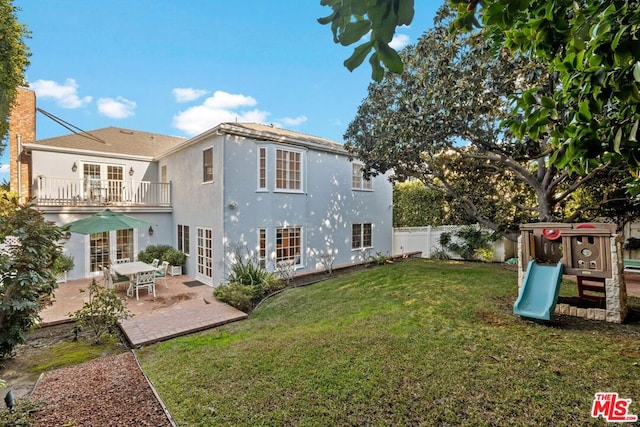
[540,96,555,108]
[614,127,622,154]
[396,0,414,25]
[578,101,592,121]
[630,119,639,143]
[634,61,640,83]
[344,41,374,72]
[317,11,337,26]
[369,52,384,82]
[339,20,372,46]
[376,41,404,74]
[611,25,629,50]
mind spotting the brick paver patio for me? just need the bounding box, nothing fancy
[40,274,247,347]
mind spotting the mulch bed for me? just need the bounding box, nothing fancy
[30,352,173,426]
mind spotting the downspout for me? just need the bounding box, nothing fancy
[16,134,22,203]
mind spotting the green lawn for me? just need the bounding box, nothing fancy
[138,260,640,426]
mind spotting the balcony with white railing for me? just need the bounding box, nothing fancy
[34,176,171,207]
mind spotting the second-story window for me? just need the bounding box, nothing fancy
[203,147,213,183]
[275,148,302,191]
[352,163,373,190]
[258,147,267,190]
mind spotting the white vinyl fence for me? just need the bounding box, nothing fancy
[392,226,516,262]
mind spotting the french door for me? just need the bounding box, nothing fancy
[89,229,134,273]
[196,227,213,284]
[82,163,124,203]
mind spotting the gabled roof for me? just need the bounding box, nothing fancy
[220,123,345,154]
[159,122,347,158]
[23,127,186,158]
[25,123,346,160]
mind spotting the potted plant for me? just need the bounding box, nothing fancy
[53,253,75,283]
[163,248,186,276]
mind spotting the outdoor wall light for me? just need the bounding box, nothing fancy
[71,162,77,172]
[64,231,72,240]
[148,226,154,236]
[129,167,134,176]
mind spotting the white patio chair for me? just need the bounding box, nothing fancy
[151,258,159,268]
[114,258,130,264]
[155,261,169,288]
[102,266,113,288]
[106,265,129,290]
[127,270,156,300]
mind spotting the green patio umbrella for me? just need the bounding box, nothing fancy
[64,209,155,235]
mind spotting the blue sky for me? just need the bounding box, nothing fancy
[1,1,442,181]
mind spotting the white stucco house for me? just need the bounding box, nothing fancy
[8,88,393,286]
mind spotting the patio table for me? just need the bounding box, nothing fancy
[111,261,156,277]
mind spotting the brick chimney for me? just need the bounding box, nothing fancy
[8,87,35,202]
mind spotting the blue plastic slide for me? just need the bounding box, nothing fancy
[513,260,564,321]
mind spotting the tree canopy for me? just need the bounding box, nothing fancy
[0,193,62,358]
[344,6,635,240]
[320,0,640,192]
[0,0,30,151]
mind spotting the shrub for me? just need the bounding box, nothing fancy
[0,199,62,359]
[52,253,75,274]
[164,248,186,267]
[138,244,185,266]
[438,226,496,261]
[138,244,172,264]
[70,279,131,344]
[214,283,255,313]
[216,245,284,312]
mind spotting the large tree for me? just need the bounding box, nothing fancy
[344,6,631,240]
[0,193,62,358]
[320,0,640,191]
[0,0,30,151]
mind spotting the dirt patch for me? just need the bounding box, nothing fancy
[151,292,198,309]
[1,323,127,400]
[1,324,80,398]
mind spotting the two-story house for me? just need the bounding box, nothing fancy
[8,88,393,285]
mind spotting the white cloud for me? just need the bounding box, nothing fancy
[96,97,136,119]
[203,91,257,109]
[278,116,308,127]
[389,33,411,50]
[0,164,9,174]
[173,90,269,136]
[30,78,92,108]
[172,87,209,103]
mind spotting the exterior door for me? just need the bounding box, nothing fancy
[88,228,134,274]
[196,227,213,285]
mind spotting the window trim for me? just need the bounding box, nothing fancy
[177,224,190,256]
[351,163,373,191]
[275,226,302,266]
[258,228,267,268]
[351,222,373,250]
[257,146,268,191]
[202,147,213,183]
[274,147,304,193]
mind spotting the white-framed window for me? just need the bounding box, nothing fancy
[275,226,301,265]
[258,228,267,268]
[258,147,267,190]
[352,163,373,190]
[352,223,372,249]
[203,147,213,183]
[178,224,190,255]
[275,148,303,191]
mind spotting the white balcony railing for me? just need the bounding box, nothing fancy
[34,176,171,207]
